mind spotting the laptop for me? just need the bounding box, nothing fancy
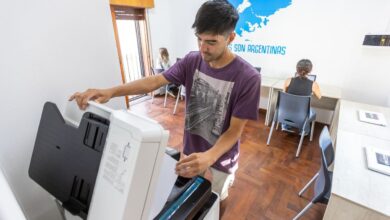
[294,73,316,81]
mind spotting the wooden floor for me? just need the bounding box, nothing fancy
[131,95,326,220]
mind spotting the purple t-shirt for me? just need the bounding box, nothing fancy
[163,51,261,173]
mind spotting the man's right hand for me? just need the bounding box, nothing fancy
[69,88,113,110]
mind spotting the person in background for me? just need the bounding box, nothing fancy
[155,47,175,97]
[69,0,261,211]
[156,47,171,70]
[282,59,321,133]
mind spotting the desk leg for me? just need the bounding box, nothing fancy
[265,87,274,126]
[329,99,340,144]
[267,88,278,126]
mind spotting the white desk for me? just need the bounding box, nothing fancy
[332,131,390,216]
[264,80,342,126]
[337,100,390,141]
[260,76,283,125]
[262,75,282,88]
[270,80,342,99]
[317,84,342,100]
[324,100,390,219]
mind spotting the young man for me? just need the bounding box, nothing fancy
[70,0,261,201]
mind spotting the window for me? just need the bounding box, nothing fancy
[111,6,152,106]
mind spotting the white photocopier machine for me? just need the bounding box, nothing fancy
[28,101,219,220]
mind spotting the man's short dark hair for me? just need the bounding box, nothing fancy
[192,0,239,36]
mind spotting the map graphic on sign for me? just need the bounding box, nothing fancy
[229,0,292,36]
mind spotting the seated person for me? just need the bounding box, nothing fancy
[282,59,321,134]
[156,47,177,97]
[156,47,171,70]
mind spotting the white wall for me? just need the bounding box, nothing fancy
[149,0,390,106]
[148,0,205,64]
[0,0,125,219]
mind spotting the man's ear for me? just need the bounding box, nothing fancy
[228,32,236,44]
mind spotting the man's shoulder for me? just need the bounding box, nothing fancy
[183,51,201,61]
[233,56,260,79]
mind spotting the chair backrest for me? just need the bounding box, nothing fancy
[151,67,164,76]
[275,91,311,129]
[313,126,334,203]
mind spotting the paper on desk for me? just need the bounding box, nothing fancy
[148,153,178,219]
[358,110,387,126]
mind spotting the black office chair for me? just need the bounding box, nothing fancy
[266,91,316,157]
[173,85,185,115]
[293,126,334,220]
[172,58,185,115]
[150,67,176,106]
[150,67,164,104]
[151,67,183,114]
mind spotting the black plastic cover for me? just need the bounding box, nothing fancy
[28,102,109,219]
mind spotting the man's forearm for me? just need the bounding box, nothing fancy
[207,128,243,164]
[175,117,248,177]
[110,75,169,98]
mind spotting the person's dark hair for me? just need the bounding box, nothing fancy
[159,47,169,63]
[296,59,313,77]
[192,0,239,36]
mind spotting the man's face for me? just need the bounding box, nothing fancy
[196,32,234,62]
